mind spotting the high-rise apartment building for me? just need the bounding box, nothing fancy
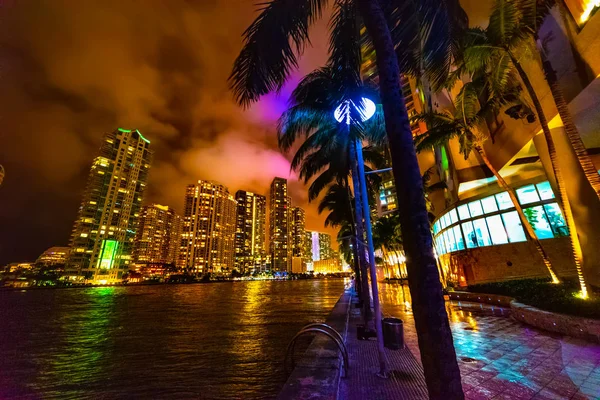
[269,177,291,272]
[308,231,333,261]
[234,190,266,273]
[133,204,182,266]
[179,180,236,274]
[290,206,306,258]
[67,128,152,283]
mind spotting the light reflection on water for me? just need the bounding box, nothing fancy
[0,280,345,399]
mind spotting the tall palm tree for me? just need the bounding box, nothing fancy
[521,0,600,202]
[230,0,464,395]
[414,82,563,283]
[459,0,591,297]
[278,66,386,329]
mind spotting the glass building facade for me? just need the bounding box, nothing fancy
[433,181,568,256]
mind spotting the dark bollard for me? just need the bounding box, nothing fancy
[382,317,404,350]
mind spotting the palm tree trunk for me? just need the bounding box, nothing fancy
[357,0,463,397]
[381,244,391,279]
[350,142,373,326]
[538,48,600,202]
[508,51,589,298]
[474,145,561,283]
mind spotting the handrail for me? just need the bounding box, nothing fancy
[301,323,345,345]
[284,323,349,378]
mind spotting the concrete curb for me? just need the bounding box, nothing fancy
[276,289,351,400]
[511,301,600,344]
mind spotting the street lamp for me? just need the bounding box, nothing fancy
[335,97,388,377]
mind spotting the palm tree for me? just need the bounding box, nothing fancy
[278,66,387,329]
[522,0,600,202]
[318,183,365,295]
[414,82,563,283]
[372,212,406,279]
[230,0,464,395]
[459,0,591,296]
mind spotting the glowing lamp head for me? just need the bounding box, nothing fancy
[334,97,376,125]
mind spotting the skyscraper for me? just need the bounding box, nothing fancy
[235,190,266,273]
[308,231,333,261]
[269,177,290,272]
[67,128,153,283]
[179,180,236,274]
[133,204,182,266]
[291,206,306,258]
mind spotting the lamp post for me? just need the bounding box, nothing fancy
[335,97,388,377]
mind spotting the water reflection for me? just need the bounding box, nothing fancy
[0,280,345,399]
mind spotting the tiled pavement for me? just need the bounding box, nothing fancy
[380,283,600,400]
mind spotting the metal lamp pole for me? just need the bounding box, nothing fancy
[335,98,388,377]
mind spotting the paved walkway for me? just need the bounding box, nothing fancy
[338,295,428,399]
[380,283,600,400]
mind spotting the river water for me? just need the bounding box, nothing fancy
[0,279,346,399]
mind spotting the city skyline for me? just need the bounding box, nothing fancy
[0,1,339,266]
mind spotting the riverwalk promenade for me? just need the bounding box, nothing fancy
[279,283,600,399]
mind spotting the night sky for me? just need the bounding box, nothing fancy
[0,0,337,264]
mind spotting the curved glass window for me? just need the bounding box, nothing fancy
[457,204,470,220]
[486,215,509,245]
[481,196,499,214]
[501,211,527,243]
[495,192,514,210]
[468,200,484,217]
[516,184,540,204]
[433,181,567,255]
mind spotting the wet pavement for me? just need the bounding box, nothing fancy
[380,283,600,399]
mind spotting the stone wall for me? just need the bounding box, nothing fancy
[440,237,577,286]
[512,302,600,344]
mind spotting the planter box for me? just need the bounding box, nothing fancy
[511,302,600,344]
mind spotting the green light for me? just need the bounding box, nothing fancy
[97,239,119,270]
[117,128,150,144]
[441,146,449,171]
[135,129,150,144]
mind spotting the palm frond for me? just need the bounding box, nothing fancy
[488,0,521,47]
[229,0,328,106]
[328,0,362,86]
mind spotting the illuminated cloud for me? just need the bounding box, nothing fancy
[0,0,337,262]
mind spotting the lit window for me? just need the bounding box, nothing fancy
[461,222,478,249]
[449,209,458,224]
[536,181,555,201]
[495,192,514,210]
[524,206,554,239]
[433,221,440,234]
[457,204,470,220]
[468,200,484,217]
[440,214,448,229]
[472,218,492,247]
[543,203,568,237]
[444,229,457,252]
[453,225,465,250]
[481,196,498,214]
[486,215,509,245]
[501,211,527,243]
[516,184,540,204]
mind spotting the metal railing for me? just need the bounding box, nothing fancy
[284,323,349,378]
